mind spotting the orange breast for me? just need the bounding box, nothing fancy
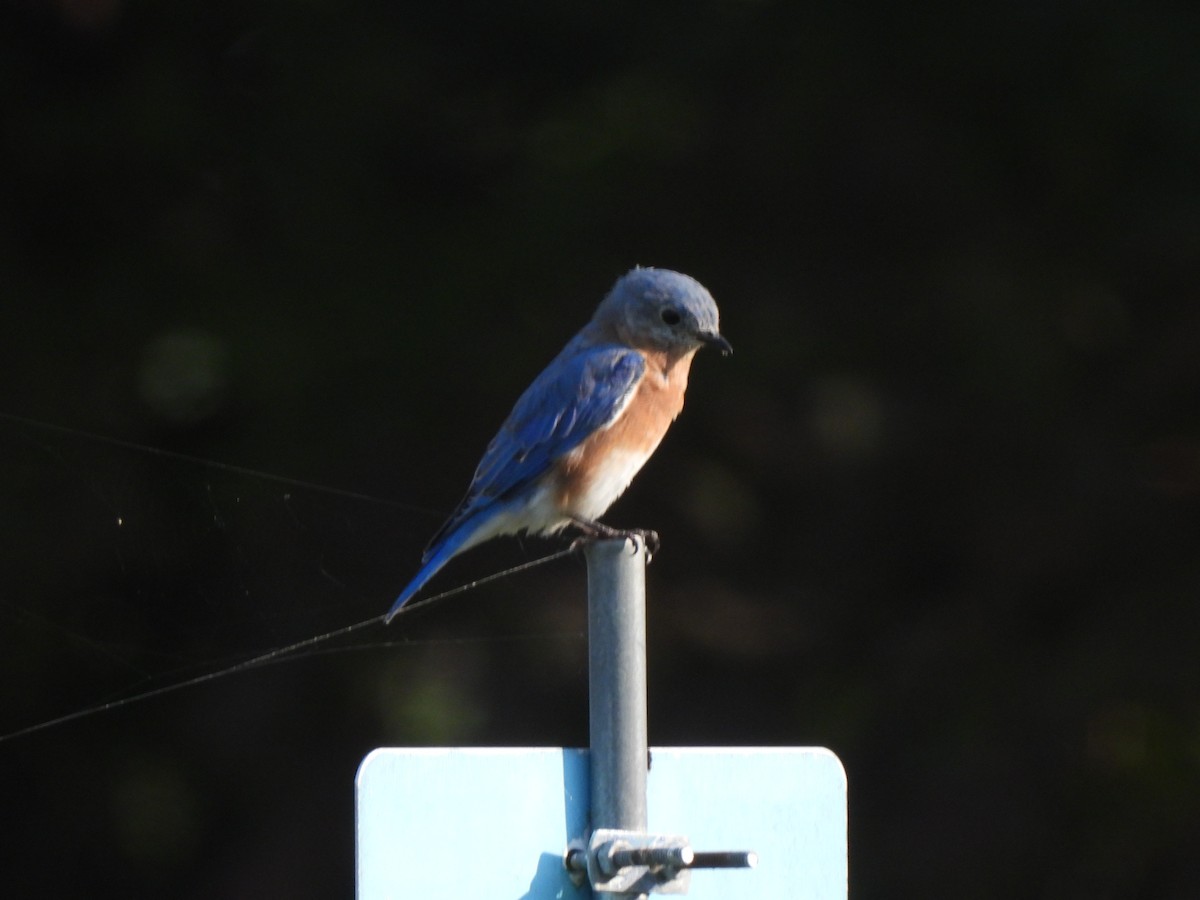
[555,348,696,520]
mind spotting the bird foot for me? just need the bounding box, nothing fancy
[568,518,659,562]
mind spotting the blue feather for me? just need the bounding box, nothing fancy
[468,344,644,504]
[386,510,491,621]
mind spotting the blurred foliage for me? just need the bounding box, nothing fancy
[3,0,1200,897]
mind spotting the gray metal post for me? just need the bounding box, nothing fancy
[585,536,649,833]
[568,536,760,895]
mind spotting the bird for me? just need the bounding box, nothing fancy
[386,267,731,622]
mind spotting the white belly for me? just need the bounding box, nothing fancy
[565,445,655,522]
[457,482,569,551]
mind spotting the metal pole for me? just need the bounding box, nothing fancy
[585,536,649,834]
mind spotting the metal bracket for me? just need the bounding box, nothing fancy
[564,829,758,895]
[587,829,694,894]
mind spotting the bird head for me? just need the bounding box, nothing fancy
[599,267,733,357]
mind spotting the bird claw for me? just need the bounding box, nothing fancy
[569,523,659,563]
[634,528,660,562]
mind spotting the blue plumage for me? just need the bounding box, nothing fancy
[385,347,644,620]
[468,346,644,507]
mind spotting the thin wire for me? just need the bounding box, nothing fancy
[0,412,581,740]
[0,410,431,511]
[0,547,577,744]
[397,547,575,613]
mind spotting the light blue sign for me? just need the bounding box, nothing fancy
[357,746,846,898]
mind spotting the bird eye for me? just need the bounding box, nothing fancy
[660,308,682,326]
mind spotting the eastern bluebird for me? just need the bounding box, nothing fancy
[386,267,731,622]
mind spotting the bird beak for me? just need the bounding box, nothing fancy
[701,331,733,356]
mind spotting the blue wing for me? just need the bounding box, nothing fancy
[464,344,645,513]
[386,343,645,620]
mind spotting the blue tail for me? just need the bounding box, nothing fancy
[385,516,484,623]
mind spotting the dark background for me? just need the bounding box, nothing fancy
[3,1,1199,897]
